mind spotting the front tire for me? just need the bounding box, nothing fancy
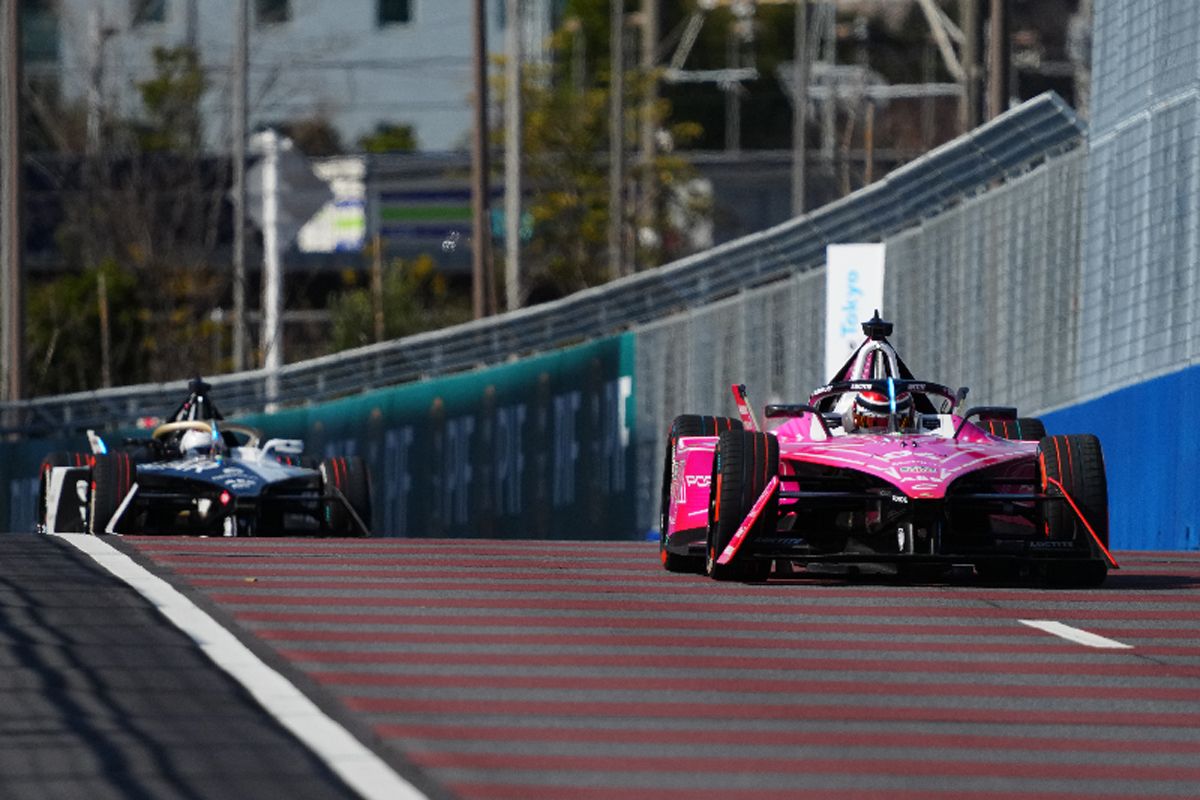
[1038,434,1109,587]
[321,456,372,536]
[706,430,777,582]
[89,453,135,535]
[659,415,742,573]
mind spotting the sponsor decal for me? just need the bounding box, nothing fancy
[900,465,937,474]
[216,466,258,491]
[685,475,711,489]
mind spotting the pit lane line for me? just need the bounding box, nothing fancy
[1018,619,1135,649]
[52,533,428,800]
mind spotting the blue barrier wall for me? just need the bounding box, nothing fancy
[1042,364,1200,551]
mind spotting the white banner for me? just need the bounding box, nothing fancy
[824,243,886,379]
[298,157,367,253]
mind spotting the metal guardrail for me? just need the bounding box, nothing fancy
[1,92,1085,436]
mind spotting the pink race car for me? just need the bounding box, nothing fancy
[658,313,1116,586]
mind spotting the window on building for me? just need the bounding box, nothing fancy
[132,0,167,25]
[377,0,412,26]
[256,0,290,25]
[20,0,59,63]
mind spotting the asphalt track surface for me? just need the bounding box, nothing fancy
[5,535,1200,799]
[0,534,364,800]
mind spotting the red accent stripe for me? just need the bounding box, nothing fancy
[717,475,779,565]
[712,471,722,522]
[261,628,1096,656]
[376,722,1200,755]
[279,649,1200,679]
[1044,475,1119,569]
[180,574,1200,601]
[228,607,1200,630]
[215,594,1200,619]
[342,695,1200,728]
[1038,451,1050,536]
[443,786,1191,800]
[405,749,1200,782]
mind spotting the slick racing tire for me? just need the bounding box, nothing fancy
[276,454,320,469]
[706,429,777,582]
[89,452,135,535]
[985,417,1046,441]
[659,415,743,573]
[37,451,89,529]
[1038,434,1109,587]
[321,456,372,536]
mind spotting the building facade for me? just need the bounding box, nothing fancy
[43,0,554,152]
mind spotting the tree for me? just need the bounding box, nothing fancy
[358,122,417,153]
[278,113,344,156]
[329,253,471,351]
[494,11,706,298]
[136,46,205,152]
[25,260,142,396]
[24,45,232,392]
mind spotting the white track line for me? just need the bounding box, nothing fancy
[1019,619,1134,650]
[55,534,428,800]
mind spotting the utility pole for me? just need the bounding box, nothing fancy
[1070,0,1092,117]
[372,234,385,342]
[470,0,493,318]
[987,0,1009,120]
[0,0,22,402]
[258,130,283,404]
[97,272,112,388]
[820,2,835,168]
[790,0,809,216]
[724,30,740,152]
[232,0,249,370]
[504,0,522,312]
[608,0,625,280]
[86,8,105,155]
[638,0,658,269]
[959,0,981,131]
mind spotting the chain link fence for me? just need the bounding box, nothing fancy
[1078,0,1200,404]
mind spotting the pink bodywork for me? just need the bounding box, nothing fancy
[666,413,1038,539]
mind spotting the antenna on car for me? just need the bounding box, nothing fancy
[861,310,893,341]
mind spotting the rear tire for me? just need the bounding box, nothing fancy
[1038,434,1108,587]
[706,429,777,582]
[985,417,1046,441]
[89,453,135,535]
[321,456,372,536]
[659,415,742,573]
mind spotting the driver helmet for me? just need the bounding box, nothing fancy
[853,389,914,430]
[179,428,212,456]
